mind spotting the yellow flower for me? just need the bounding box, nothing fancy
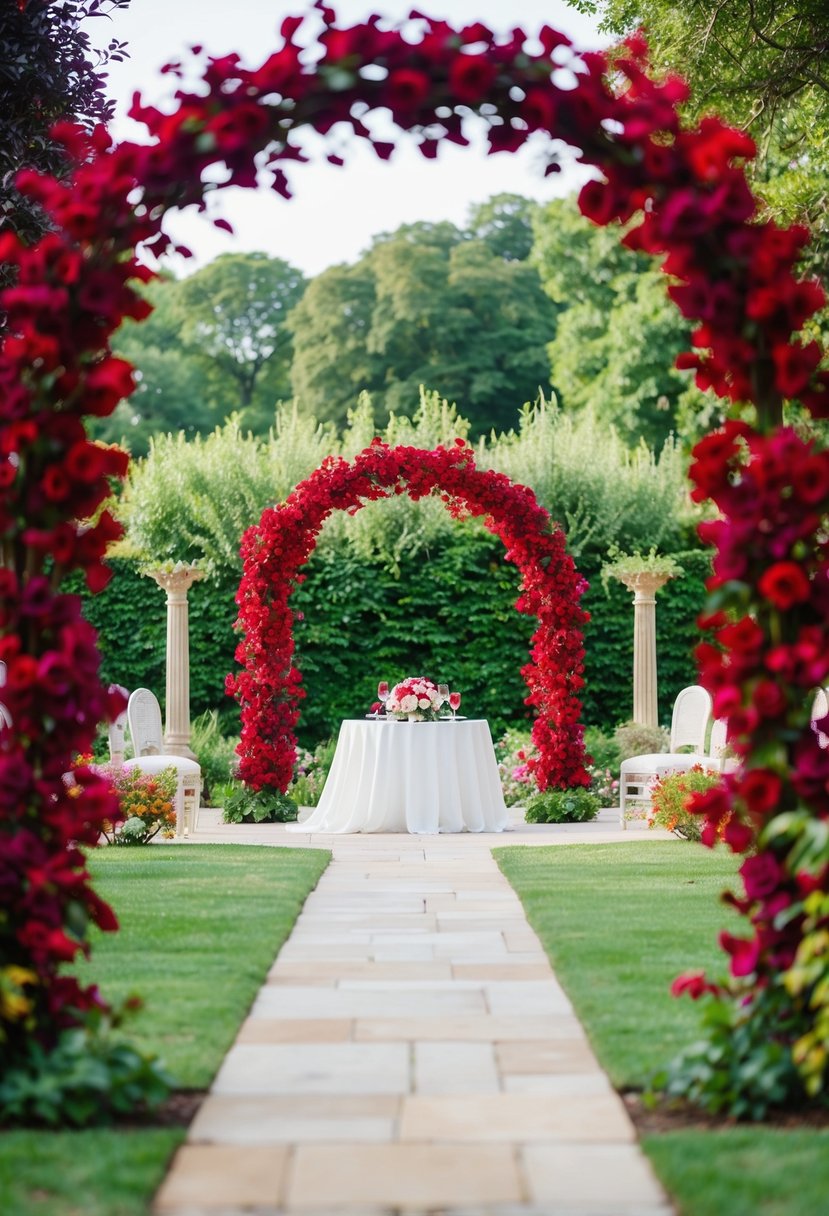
[0,966,37,1023]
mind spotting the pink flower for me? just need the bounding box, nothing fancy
[720,931,761,977]
[671,970,719,999]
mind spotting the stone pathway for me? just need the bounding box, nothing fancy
[154,814,674,1215]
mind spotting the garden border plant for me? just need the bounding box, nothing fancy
[1,1,827,1113]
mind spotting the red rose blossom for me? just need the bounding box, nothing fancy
[758,562,810,610]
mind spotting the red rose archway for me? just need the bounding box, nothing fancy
[1,4,828,1112]
[227,441,590,794]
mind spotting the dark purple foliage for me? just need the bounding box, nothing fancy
[0,0,130,246]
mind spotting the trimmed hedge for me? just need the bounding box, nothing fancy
[74,539,709,746]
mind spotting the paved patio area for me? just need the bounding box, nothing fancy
[154,810,675,1215]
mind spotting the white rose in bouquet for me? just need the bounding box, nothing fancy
[383,677,449,721]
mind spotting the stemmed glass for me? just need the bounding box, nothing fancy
[377,681,389,718]
[449,690,461,720]
[438,683,449,714]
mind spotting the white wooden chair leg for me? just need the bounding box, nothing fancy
[174,775,186,838]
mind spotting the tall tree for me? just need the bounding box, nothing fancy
[288,207,556,437]
[102,253,307,451]
[532,197,712,448]
[0,0,129,249]
[175,252,307,431]
[467,193,538,262]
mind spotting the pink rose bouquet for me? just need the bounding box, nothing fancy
[385,677,444,721]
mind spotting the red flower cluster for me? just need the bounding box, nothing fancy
[1,3,825,1087]
[681,421,829,1011]
[228,441,592,794]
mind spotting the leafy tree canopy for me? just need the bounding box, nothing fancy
[175,252,306,415]
[532,197,715,449]
[0,0,129,246]
[467,193,538,262]
[121,390,694,576]
[101,252,307,453]
[577,1,829,278]
[288,197,554,438]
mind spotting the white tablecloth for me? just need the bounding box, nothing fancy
[289,719,509,835]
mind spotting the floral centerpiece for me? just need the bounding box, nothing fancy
[385,677,444,722]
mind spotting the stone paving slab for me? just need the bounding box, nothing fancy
[398,1092,635,1143]
[288,1143,524,1209]
[213,1042,411,1095]
[190,1095,400,1145]
[353,1015,588,1041]
[154,823,676,1216]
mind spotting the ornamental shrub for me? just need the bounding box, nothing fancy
[583,726,621,772]
[494,727,535,805]
[648,766,723,841]
[583,729,622,806]
[0,1005,173,1129]
[118,394,697,576]
[480,398,694,559]
[121,411,336,571]
[221,784,297,824]
[614,721,671,760]
[75,542,708,748]
[655,982,808,1120]
[289,739,335,808]
[190,710,239,802]
[523,787,600,823]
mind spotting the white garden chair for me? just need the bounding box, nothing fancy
[0,661,11,731]
[812,687,829,749]
[107,710,128,766]
[705,717,732,771]
[619,684,713,827]
[122,688,201,837]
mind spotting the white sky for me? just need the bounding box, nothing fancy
[97,0,608,277]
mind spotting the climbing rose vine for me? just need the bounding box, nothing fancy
[227,440,591,794]
[0,3,827,1111]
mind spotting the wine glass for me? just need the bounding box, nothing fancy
[449,690,461,720]
[377,681,389,717]
[438,683,449,710]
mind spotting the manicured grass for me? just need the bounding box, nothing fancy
[496,840,829,1216]
[0,844,329,1216]
[0,1129,183,1216]
[643,1128,829,1216]
[495,840,738,1086]
[79,845,329,1087]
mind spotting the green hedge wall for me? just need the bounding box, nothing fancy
[75,539,709,746]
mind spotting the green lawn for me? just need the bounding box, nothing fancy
[0,844,329,1216]
[497,841,829,1216]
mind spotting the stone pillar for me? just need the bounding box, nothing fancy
[617,571,672,728]
[145,563,203,759]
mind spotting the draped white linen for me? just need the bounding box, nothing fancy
[288,719,509,834]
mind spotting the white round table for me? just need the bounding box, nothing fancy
[289,718,509,835]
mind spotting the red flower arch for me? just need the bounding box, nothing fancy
[228,440,591,793]
[1,4,827,1100]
